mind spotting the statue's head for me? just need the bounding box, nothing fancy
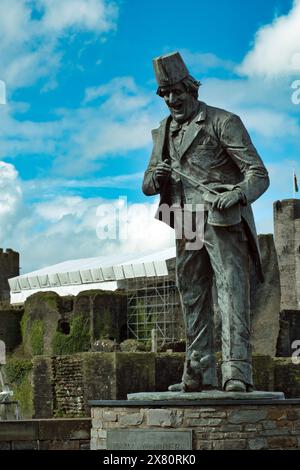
[153,51,200,123]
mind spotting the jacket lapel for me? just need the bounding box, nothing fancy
[155,116,171,162]
[178,102,207,160]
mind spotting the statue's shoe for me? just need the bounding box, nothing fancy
[168,382,207,392]
[224,379,246,392]
[168,382,186,392]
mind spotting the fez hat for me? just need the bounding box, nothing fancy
[153,51,189,87]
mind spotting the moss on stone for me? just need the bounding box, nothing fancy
[94,304,117,339]
[252,355,274,391]
[30,320,44,356]
[115,352,156,398]
[52,314,91,355]
[4,359,33,418]
[13,373,33,419]
[21,292,61,357]
[274,357,300,398]
[21,312,44,356]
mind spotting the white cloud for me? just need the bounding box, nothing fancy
[181,49,235,74]
[0,81,6,105]
[0,76,160,177]
[54,76,159,175]
[0,0,118,90]
[0,161,23,240]
[39,0,118,33]
[200,76,300,141]
[238,0,300,77]
[238,108,299,138]
[0,163,173,273]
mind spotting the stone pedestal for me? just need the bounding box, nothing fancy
[127,390,285,401]
[89,394,300,450]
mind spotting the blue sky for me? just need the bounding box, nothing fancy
[0,0,299,273]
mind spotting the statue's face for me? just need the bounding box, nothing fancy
[160,82,197,123]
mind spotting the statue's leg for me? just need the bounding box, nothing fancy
[205,222,253,390]
[175,233,218,388]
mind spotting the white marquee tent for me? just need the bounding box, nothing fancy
[9,247,176,304]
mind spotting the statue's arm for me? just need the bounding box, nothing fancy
[220,114,270,204]
[142,129,161,196]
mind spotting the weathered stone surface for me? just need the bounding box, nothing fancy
[39,418,91,440]
[12,440,39,450]
[128,390,285,401]
[82,353,117,407]
[244,424,262,432]
[146,409,176,427]
[0,421,38,441]
[0,418,91,451]
[267,436,297,449]
[213,439,247,450]
[33,356,54,419]
[267,407,287,420]
[262,429,289,437]
[0,309,23,352]
[262,420,277,430]
[201,411,226,418]
[250,235,281,357]
[252,355,275,391]
[196,440,213,450]
[116,353,155,400]
[227,409,268,424]
[220,424,243,432]
[90,404,300,451]
[40,439,80,450]
[155,353,184,392]
[119,413,144,426]
[274,199,300,312]
[274,358,300,399]
[76,290,127,343]
[79,440,90,450]
[23,292,61,357]
[103,411,117,422]
[185,418,223,427]
[248,438,267,450]
[0,249,19,302]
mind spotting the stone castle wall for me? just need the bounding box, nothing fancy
[274,199,300,311]
[0,249,19,302]
[32,353,300,419]
[0,419,91,450]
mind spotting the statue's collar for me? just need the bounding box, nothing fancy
[195,101,207,123]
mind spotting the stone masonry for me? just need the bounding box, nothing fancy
[274,199,300,311]
[0,418,91,450]
[0,249,19,302]
[90,403,300,450]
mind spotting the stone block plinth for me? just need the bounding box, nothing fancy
[89,397,300,450]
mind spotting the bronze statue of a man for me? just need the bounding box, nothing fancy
[142,52,270,392]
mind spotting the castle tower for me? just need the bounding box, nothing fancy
[274,199,300,311]
[0,249,20,302]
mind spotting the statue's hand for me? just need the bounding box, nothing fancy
[211,189,242,211]
[154,161,171,185]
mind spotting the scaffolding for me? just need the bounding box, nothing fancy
[126,276,180,346]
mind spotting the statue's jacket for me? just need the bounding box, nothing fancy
[142,101,270,281]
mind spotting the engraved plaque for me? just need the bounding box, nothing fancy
[107,430,192,450]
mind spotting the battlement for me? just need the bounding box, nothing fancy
[274,198,300,220]
[0,248,19,258]
[0,249,20,302]
[274,199,300,311]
